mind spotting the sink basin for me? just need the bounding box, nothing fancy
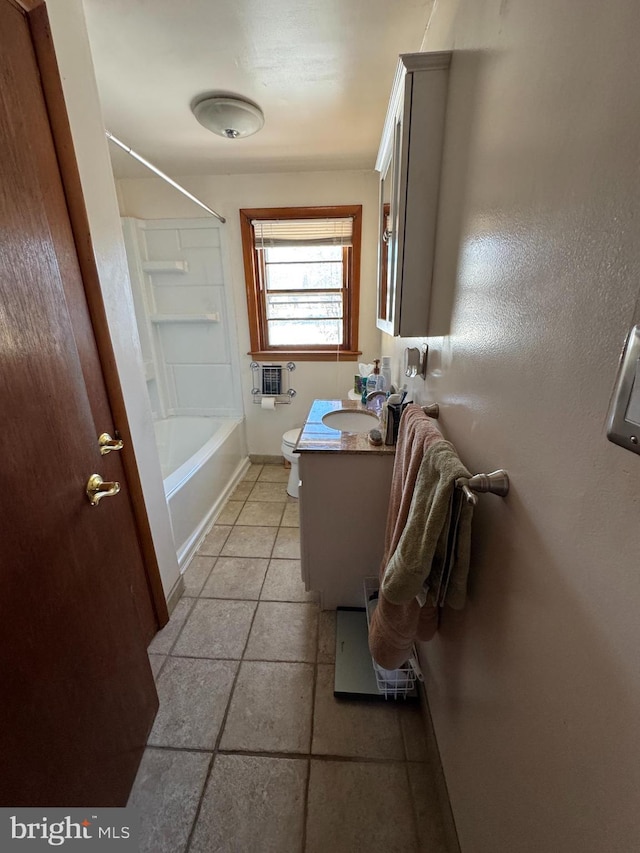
[322,409,379,433]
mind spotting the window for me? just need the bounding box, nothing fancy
[240,205,362,360]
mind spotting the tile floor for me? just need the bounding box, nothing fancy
[132,463,456,853]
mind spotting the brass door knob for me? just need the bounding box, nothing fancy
[98,432,124,455]
[86,473,120,506]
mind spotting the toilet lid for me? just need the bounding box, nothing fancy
[283,428,301,447]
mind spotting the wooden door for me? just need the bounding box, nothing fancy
[0,0,158,805]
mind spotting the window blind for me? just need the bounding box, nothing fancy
[252,217,353,248]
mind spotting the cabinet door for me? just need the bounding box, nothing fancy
[375,52,451,338]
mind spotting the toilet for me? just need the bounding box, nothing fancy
[281,428,302,498]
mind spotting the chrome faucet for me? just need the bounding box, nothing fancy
[366,390,387,402]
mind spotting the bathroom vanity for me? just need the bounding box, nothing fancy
[296,400,395,609]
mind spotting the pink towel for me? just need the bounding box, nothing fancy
[369,405,443,669]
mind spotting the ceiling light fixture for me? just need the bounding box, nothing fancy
[192,95,265,139]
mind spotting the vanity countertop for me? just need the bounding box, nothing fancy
[296,399,396,455]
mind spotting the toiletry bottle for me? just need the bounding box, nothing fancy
[380,356,392,395]
[366,359,381,395]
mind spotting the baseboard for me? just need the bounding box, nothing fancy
[176,455,251,572]
[165,574,185,615]
[249,454,284,465]
[417,679,462,853]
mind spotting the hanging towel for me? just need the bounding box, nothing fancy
[382,440,473,609]
[380,405,445,567]
[369,408,474,670]
[369,406,444,670]
[368,594,439,671]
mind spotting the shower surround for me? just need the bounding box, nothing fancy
[123,217,248,568]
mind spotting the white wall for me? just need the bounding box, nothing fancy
[382,1,640,851]
[46,0,181,601]
[117,171,381,455]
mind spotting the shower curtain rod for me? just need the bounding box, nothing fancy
[105,131,226,224]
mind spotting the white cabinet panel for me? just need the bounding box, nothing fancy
[376,52,451,337]
[299,452,394,609]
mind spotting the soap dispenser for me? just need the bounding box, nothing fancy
[366,359,382,395]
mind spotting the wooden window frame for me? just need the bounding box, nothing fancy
[240,205,362,361]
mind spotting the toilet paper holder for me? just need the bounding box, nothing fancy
[250,361,297,405]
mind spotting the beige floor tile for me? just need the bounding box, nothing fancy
[317,611,336,663]
[149,657,238,749]
[261,559,314,602]
[148,598,193,654]
[190,754,307,853]
[128,748,210,853]
[230,481,253,501]
[198,525,233,557]
[248,481,289,502]
[408,763,456,853]
[221,525,278,558]
[312,664,405,759]
[148,654,166,680]
[257,464,290,483]
[220,661,314,754]
[216,500,244,525]
[200,557,268,600]
[236,501,285,527]
[281,502,300,527]
[245,601,318,663]
[173,599,256,659]
[242,463,263,482]
[181,556,215,597]
[272,526,301,559]
[306,760,418,853]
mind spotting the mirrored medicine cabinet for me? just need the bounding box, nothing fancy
[376,51,451,337]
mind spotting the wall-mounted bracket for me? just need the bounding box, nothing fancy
[250,361,296,405]
[404,344,428,379]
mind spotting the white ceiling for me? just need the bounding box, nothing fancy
[82,0,433,178]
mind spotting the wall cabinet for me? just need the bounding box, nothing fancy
[376,51,451,337]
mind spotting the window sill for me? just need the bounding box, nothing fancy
[248,350,362,362]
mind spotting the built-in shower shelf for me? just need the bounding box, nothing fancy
[150,313,221,324]
[142,260,189,274]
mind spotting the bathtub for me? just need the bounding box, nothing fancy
[154,416,249,569]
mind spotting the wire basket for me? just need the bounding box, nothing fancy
[364,577,422,700]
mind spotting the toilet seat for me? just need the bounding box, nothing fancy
[282,428,301,449]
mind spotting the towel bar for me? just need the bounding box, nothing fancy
[420,405,509,504]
